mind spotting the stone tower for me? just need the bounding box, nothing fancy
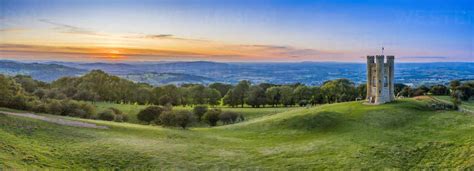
[366,55,395,104]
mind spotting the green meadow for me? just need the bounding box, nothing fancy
[1,98,473,169]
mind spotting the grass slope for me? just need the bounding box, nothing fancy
[0,98,473,169]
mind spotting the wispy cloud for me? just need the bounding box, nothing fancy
[399,56,449,59]
[39,19,102,36]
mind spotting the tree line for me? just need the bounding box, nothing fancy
[1,70,473,122]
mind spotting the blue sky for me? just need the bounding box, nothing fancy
[0,0,473,62]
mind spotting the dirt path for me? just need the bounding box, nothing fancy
[0,111,108,129]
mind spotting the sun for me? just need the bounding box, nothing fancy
[105,49,124,60]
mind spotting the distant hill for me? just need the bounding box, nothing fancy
[119,72,215,86]
[0,60,86,82]
[2,60,474,86]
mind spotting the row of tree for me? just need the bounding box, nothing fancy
[2,71,473,111]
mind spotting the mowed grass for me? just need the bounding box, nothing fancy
[1,98,473,169]
[93,102,295,123]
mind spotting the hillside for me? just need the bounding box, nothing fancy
[0,60,85,82]
[0,98,473,169]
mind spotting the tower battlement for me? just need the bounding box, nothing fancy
[366,55,395,104]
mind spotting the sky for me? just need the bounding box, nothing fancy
[0,0,473,62]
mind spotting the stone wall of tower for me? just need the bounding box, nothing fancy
[366,56,375,100]
[375,55,385,104]
[387,56,395,101]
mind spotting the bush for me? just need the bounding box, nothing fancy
[98,109,115,121]
[193,105,208,121]
[203,108,221,126]
[137,106,164,124]
[159,111,175,127]
[46,100,64,115]
[174,110,195,129]
[219,111,239,124]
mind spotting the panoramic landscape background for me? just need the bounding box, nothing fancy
[1,0,473,169]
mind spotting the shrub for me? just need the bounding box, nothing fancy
[174,110,195,129]
[46,100,64,115]
[98,109,115,121]
[219,111,239,124]
[203,108,221,126]
[159,111,175,127]
[137,106,164,124]
[193,105,208,121]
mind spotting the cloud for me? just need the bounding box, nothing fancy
[38,19,102,36]
[125,33,208,43]
[144,34,174,39]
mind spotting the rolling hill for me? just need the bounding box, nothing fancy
[0,97,473,169]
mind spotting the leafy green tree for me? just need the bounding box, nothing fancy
[209,83,233,97]
[399,86,413,97]
[430,85,449,95]
[321,79,356,103]
[293,85,311,106]
[174,110,195,129]
[203,108,221,126]
[206,88,221,106]
[265,87,281,107]
[279,86,294,106]
[394,83,408,96]
[455,85,472,101]
[223,89,239,107]
[137,106,164,124]
[219,111,239,124]
[193,105,208,121]
[233,80,250,108]
[247,85,266,108]
[356,84,367,99]
[310,86,323,105]
[190,85,207,105]
[158,111,175,126]
[98,109,116,121]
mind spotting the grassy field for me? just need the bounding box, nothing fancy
[1,97,473,169]
[93,102,296,123]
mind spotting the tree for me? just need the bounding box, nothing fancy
[219,111,239,124]
[193,105,208,121]
[98,109,115,121]
[356,84,367,100]
[455,85,472,101]
[399,86,413,97]
[223,89,239,107]
[189,85,207,105]
[203,108,221,126]
[174,110,195,129]
[246,85,266,108]
[394,83,407,96]
[310,87,323,105]
[293,85,311,106]
[265,87,281,107]
[137,106,164,124]
[159,111,175,127]
[450,80,461,91]
[233,80,250,107]
[206,88,221,106]
[279,86,294,106]
[321,79,356,103]
[430,85,448,95]
[209,83,233,97]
